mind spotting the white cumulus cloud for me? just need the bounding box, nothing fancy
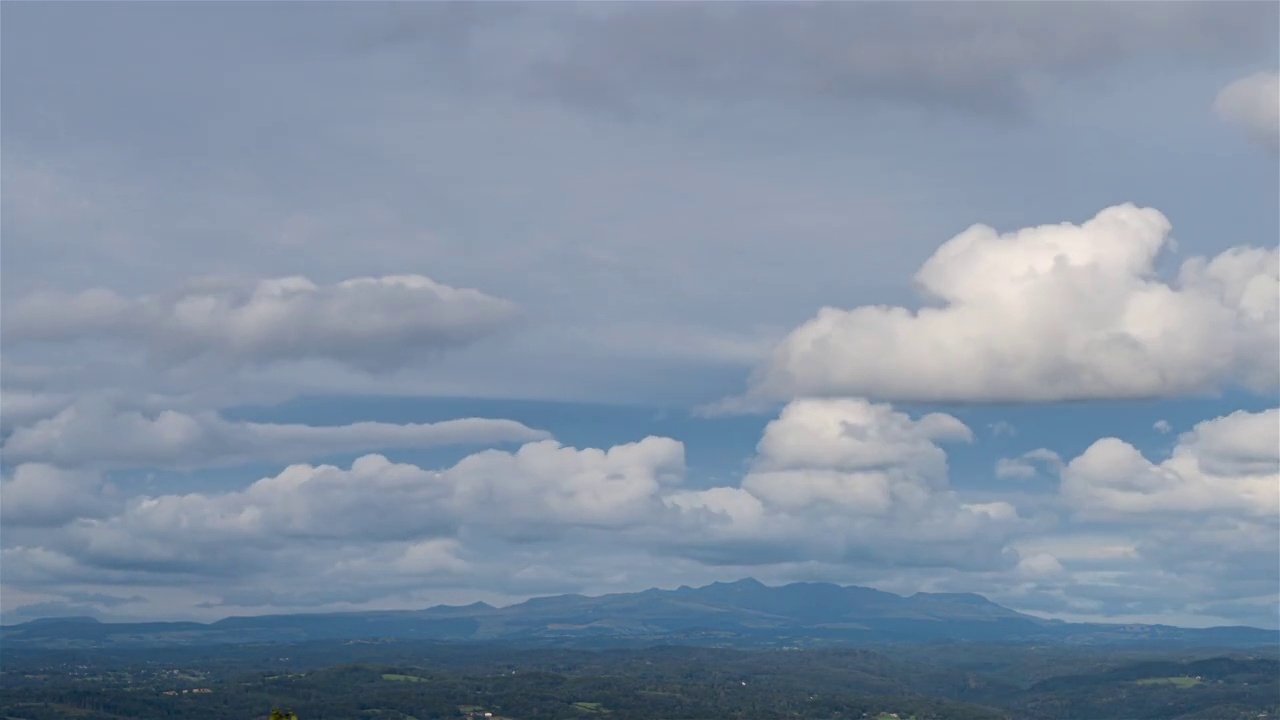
[666,398,1022,571]
[8,399,1027,598]
[445,436,688,535]
[1015,552,1067,580]
[995,458,1037,481]
[749,204,1279,403]
[1062,407,1279,517]
[1214,70,1280,152]
[52,436,687,575]
[742,398,970,513]
[996,449,1062,480]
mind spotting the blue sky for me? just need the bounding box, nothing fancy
[1,2,1277,629]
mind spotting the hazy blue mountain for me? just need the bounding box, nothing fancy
[4,578,1276,649]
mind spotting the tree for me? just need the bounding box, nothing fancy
[270,709,298,720]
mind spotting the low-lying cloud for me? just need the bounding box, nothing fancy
[2,398,549,470]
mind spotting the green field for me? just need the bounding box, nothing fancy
[1134,676,1202,688]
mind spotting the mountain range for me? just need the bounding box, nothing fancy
[4,578,1276,649]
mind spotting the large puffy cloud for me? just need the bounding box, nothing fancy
[1215,70,1280,152]
[742,398,971,512]
[1062,407,1279,517]
[750,204,1279,403]
[2,275,519,372]
[1,398,549,470]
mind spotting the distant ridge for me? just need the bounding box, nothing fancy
[22,615,102,626]
[4,578,1276,649]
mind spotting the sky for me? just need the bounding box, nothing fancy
[1,1,1278,630]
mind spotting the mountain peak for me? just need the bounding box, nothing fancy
[23,615,101,626]
[715,578,765,588]
[912,592,997,605]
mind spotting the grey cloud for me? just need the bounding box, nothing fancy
[1012,560,1278,628]
[1,592,147,624]
[63,591,147,607]
[3,602,107,623]
[2,543,297,589]
[1004,513,1278,623]
[3,274,519,373]
[347,1,518,57]
[918,536,1277,628]
[369,2,1279,117]
[1195,597,1280,630]
[2,398,549,470]
[1215,70,1280,153]
[0,389,72,435]
[188,543,653,612]
[0,464,115,528]
[1138,516,1280,593]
